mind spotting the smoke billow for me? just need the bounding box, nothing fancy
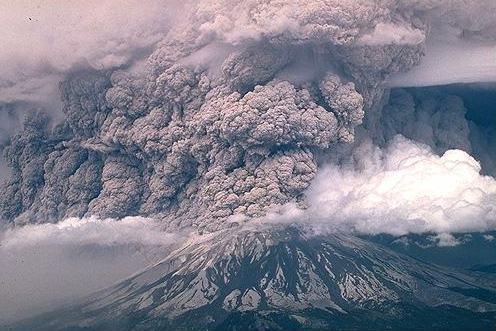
[0,0,495,323]
[0,0,495,235]
[0,0,187,180]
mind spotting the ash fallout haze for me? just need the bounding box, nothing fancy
[1,1,496,330]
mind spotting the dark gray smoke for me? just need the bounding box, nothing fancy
[0,0,495,235]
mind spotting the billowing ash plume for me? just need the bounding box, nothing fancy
[0,0,184,180]
[0,0,495,236]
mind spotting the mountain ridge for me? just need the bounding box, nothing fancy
[10,226,496,330]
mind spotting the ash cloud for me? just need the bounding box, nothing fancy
[0,0,186,180]
[0,0,422,231]
[0,0,495,237]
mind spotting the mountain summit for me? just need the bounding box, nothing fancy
[17,226,496,330]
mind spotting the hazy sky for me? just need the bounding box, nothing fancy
[0,0,183,107]
[0,217,187,323]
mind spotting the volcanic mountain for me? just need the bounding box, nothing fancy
[15,226,496,331]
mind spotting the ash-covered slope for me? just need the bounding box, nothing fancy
[19,227,496,331]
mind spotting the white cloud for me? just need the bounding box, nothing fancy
[1,216,184,248]
[483,234,495,241]
[243,135,496,237]
[429,233,461,247]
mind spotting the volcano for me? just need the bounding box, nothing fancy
[14,226,496,331]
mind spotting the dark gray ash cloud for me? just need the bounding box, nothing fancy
[0,0,495,251]
[0,0,495,234]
